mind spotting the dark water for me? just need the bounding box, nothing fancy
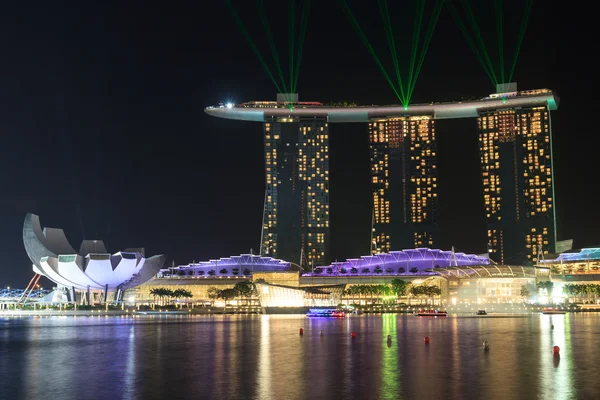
[1,313,599,400]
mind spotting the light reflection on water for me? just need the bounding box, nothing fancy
[1,314,600,399]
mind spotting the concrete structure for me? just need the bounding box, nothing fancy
[23,213,166,299]
[205,89,558,122]
[205,87,559,267]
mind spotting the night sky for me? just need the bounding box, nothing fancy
[1,1,597,287]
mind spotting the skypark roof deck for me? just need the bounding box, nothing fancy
[205,88,558,123]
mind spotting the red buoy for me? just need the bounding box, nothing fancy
[553,345,560,354]
[299,328,304,335]
[351,331,356,338]
[424,336,430,344]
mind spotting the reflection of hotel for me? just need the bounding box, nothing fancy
[369,116,438,252]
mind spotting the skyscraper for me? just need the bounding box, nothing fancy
[478,102,556,264]
[261,95,329,267]
[369,116,439,253]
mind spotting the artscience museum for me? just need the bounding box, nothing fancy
[23,213,166,301]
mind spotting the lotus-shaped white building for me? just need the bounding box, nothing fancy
[23,213,166,292]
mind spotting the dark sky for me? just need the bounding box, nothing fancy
[1,1,597,287]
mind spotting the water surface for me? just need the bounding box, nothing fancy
[1,313,598,399]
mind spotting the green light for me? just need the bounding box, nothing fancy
[508,0,534,84]
[339,0,404,104]
[344,0,444,108]
[502,97,506,103]
[226,0,283,93]
[292,0,311,94]
[258,0,288,93]
[404,105,408,111]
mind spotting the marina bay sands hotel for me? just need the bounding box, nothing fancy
[205,83,559,267]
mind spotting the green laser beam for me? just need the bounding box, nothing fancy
[408,0,425,104]
[378,0,406,105]
[339,0,403,103]
[461,0,499,86]
[289,0,296,102]
[508,0,534,84]
[292,0,311,94]
[408,0,445,103]
[226,0,283,93]
[258,0,288,94]
[447,2,498,89]
[494,0,505,84]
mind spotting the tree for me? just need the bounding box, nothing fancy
[374,266,383,274]
[208,270,216,276]
[207,287,220,305]
[232,268,239,275]
[537,281,554,297]
[218,288,237,304]
[243,268,251,276]
[398,268,406,274]
[234,281,257,298]
[409,267,418,274]
[197,270,205,276]
[350,267,358,274]
[391,278,409,297]
[361,268,370,274]
[149,288,159,303]
[219,268,228,275]
[340,268,347,274]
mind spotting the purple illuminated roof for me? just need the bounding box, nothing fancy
[161,254,292,277]
[303,248,490,277]
[539,248,600,263]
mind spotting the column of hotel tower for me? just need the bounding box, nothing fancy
[262,117,329,267]
[478,106,556,264]
[369,116,439,253]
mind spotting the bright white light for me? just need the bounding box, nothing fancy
[226,102,233,109]
[126,296,135,303]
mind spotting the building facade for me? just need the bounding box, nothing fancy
[262,112,330,267]
[478,105,556,264]
[369,116,439,253]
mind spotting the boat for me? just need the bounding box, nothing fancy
[476,310,487,315]
[306,308,345,317]
[541,308,567,314]
[415,309,447,317]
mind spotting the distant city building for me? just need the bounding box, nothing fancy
[261,94,330,268]
[369,116,439,253]
[478,87,556,264]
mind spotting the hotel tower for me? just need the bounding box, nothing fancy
[261,94,330,268]
[369,116,439,253]
[478,105,556,264]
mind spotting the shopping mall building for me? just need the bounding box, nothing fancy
[133,247,555,307]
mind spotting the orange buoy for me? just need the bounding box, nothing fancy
[424,336,430,344]
[299,328,304,335]
[351,331,356,338]
[553,345,560,354]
